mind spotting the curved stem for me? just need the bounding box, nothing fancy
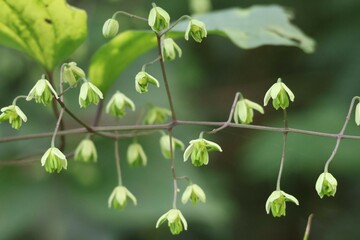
[112,11,148,22]
[324,97,357,172]
[207,92,240,134]
[114,137,123,186]
[51,108,64,147]
[159,15,192,37]
[12,95,27,105]
[141,56,161,72]
[276,109,288,191]
[168,129,178,209]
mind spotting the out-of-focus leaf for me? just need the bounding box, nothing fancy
[185,6,315,53]
[0,0,87,70]
[89,5,314,93]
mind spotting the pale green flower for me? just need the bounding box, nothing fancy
[62,62,85,87]
[79,82,104,108]
[144,106,171,125]
[106,91,135,118]
[127,143,147,166]
[135,71,160,94]
[108,186,137,210]
[26,79,58,105]
[185,19,207,43]
[355,102,360,126]
[148,4,170,32]
[265,190,299,217]
[234,98,264,124]
[159,134,184,159]
[264,78,295,110]
[156,209,188,235]
[182,184,206,205]
[162,38,182,61]
[183,138,222,167]
[41,147,67,173]
[0,105,27,130]
[315,172,338,198]
[74,139,98,163]
[102,18,119,38]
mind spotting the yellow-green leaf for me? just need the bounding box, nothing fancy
[0,0,87,71]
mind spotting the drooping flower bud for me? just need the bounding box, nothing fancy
[108,186,137,210]
[62,62,86,87]
[79,81,104,108]
[148,4,170,32]
[264,78,295,110]
[265,190,299,217]
[182,184,206,205]
[143,106,171,125]
[135,71,160,94]
[159,134,184,159]
[102,18,119,38]
[234,98,264,124]
[156,209,188,235]
[41,147,67,173]
[0,105,27,130]
[162,38,182,61]
[26,79,59,106]
[106,91,135,118]
[183,138,222,167]
[74,139,98,163]
[355,101,360,126]
[185,19,207,43]
[315,172,338,198]
[127,142,147,166]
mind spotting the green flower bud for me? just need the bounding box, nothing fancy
[234,98,264,124]
[0,105,27,130]
[185,19,207,43]
[62,62,86,87]
[182,184,206,205]
[127,142,147,167]
[160,134,185,159]
[106,91,135,118]
[41,147,67,173]
[74,139,97,163]
[144,106,171,125]
[355,101,360,126]
[265,190,299,217]
[148,4,170,32]
[264,78,295,110]
[79,81,104,108]
[102,18,119,38]
[26,79,59,106]
[135,71,160,94]
[315,172,338,198]
[162,38,182,61]
[156,209,188,235]
[108,186,137,210]
[183,138,222,167]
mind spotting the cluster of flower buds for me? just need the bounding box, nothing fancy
[127,142,147,166]
[106,91,135,118]
[234,97,264,124]
[264,78,294,110]
[156,209,188,235]
[74,139,98,163]
[159,134,184,159]
[265,190,299,217]
[183,137,222,167]
[0,105,27,130]
[144,106,171,125]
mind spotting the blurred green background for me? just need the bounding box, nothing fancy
[1,0,360,239]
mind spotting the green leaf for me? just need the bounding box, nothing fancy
[0,0,87,71]
[89,6,315,93]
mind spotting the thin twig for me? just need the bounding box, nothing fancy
[168,129,178,209]
[92,100,104,127]
[141,56,161,72]
[114,137,123,186]
[159,15,191,37]
[324,97,357,172]
[276,109,288,190]
[112,11,148,22]
[303,213,314,240]
[207,92,240,134]
[156,34,177,122]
